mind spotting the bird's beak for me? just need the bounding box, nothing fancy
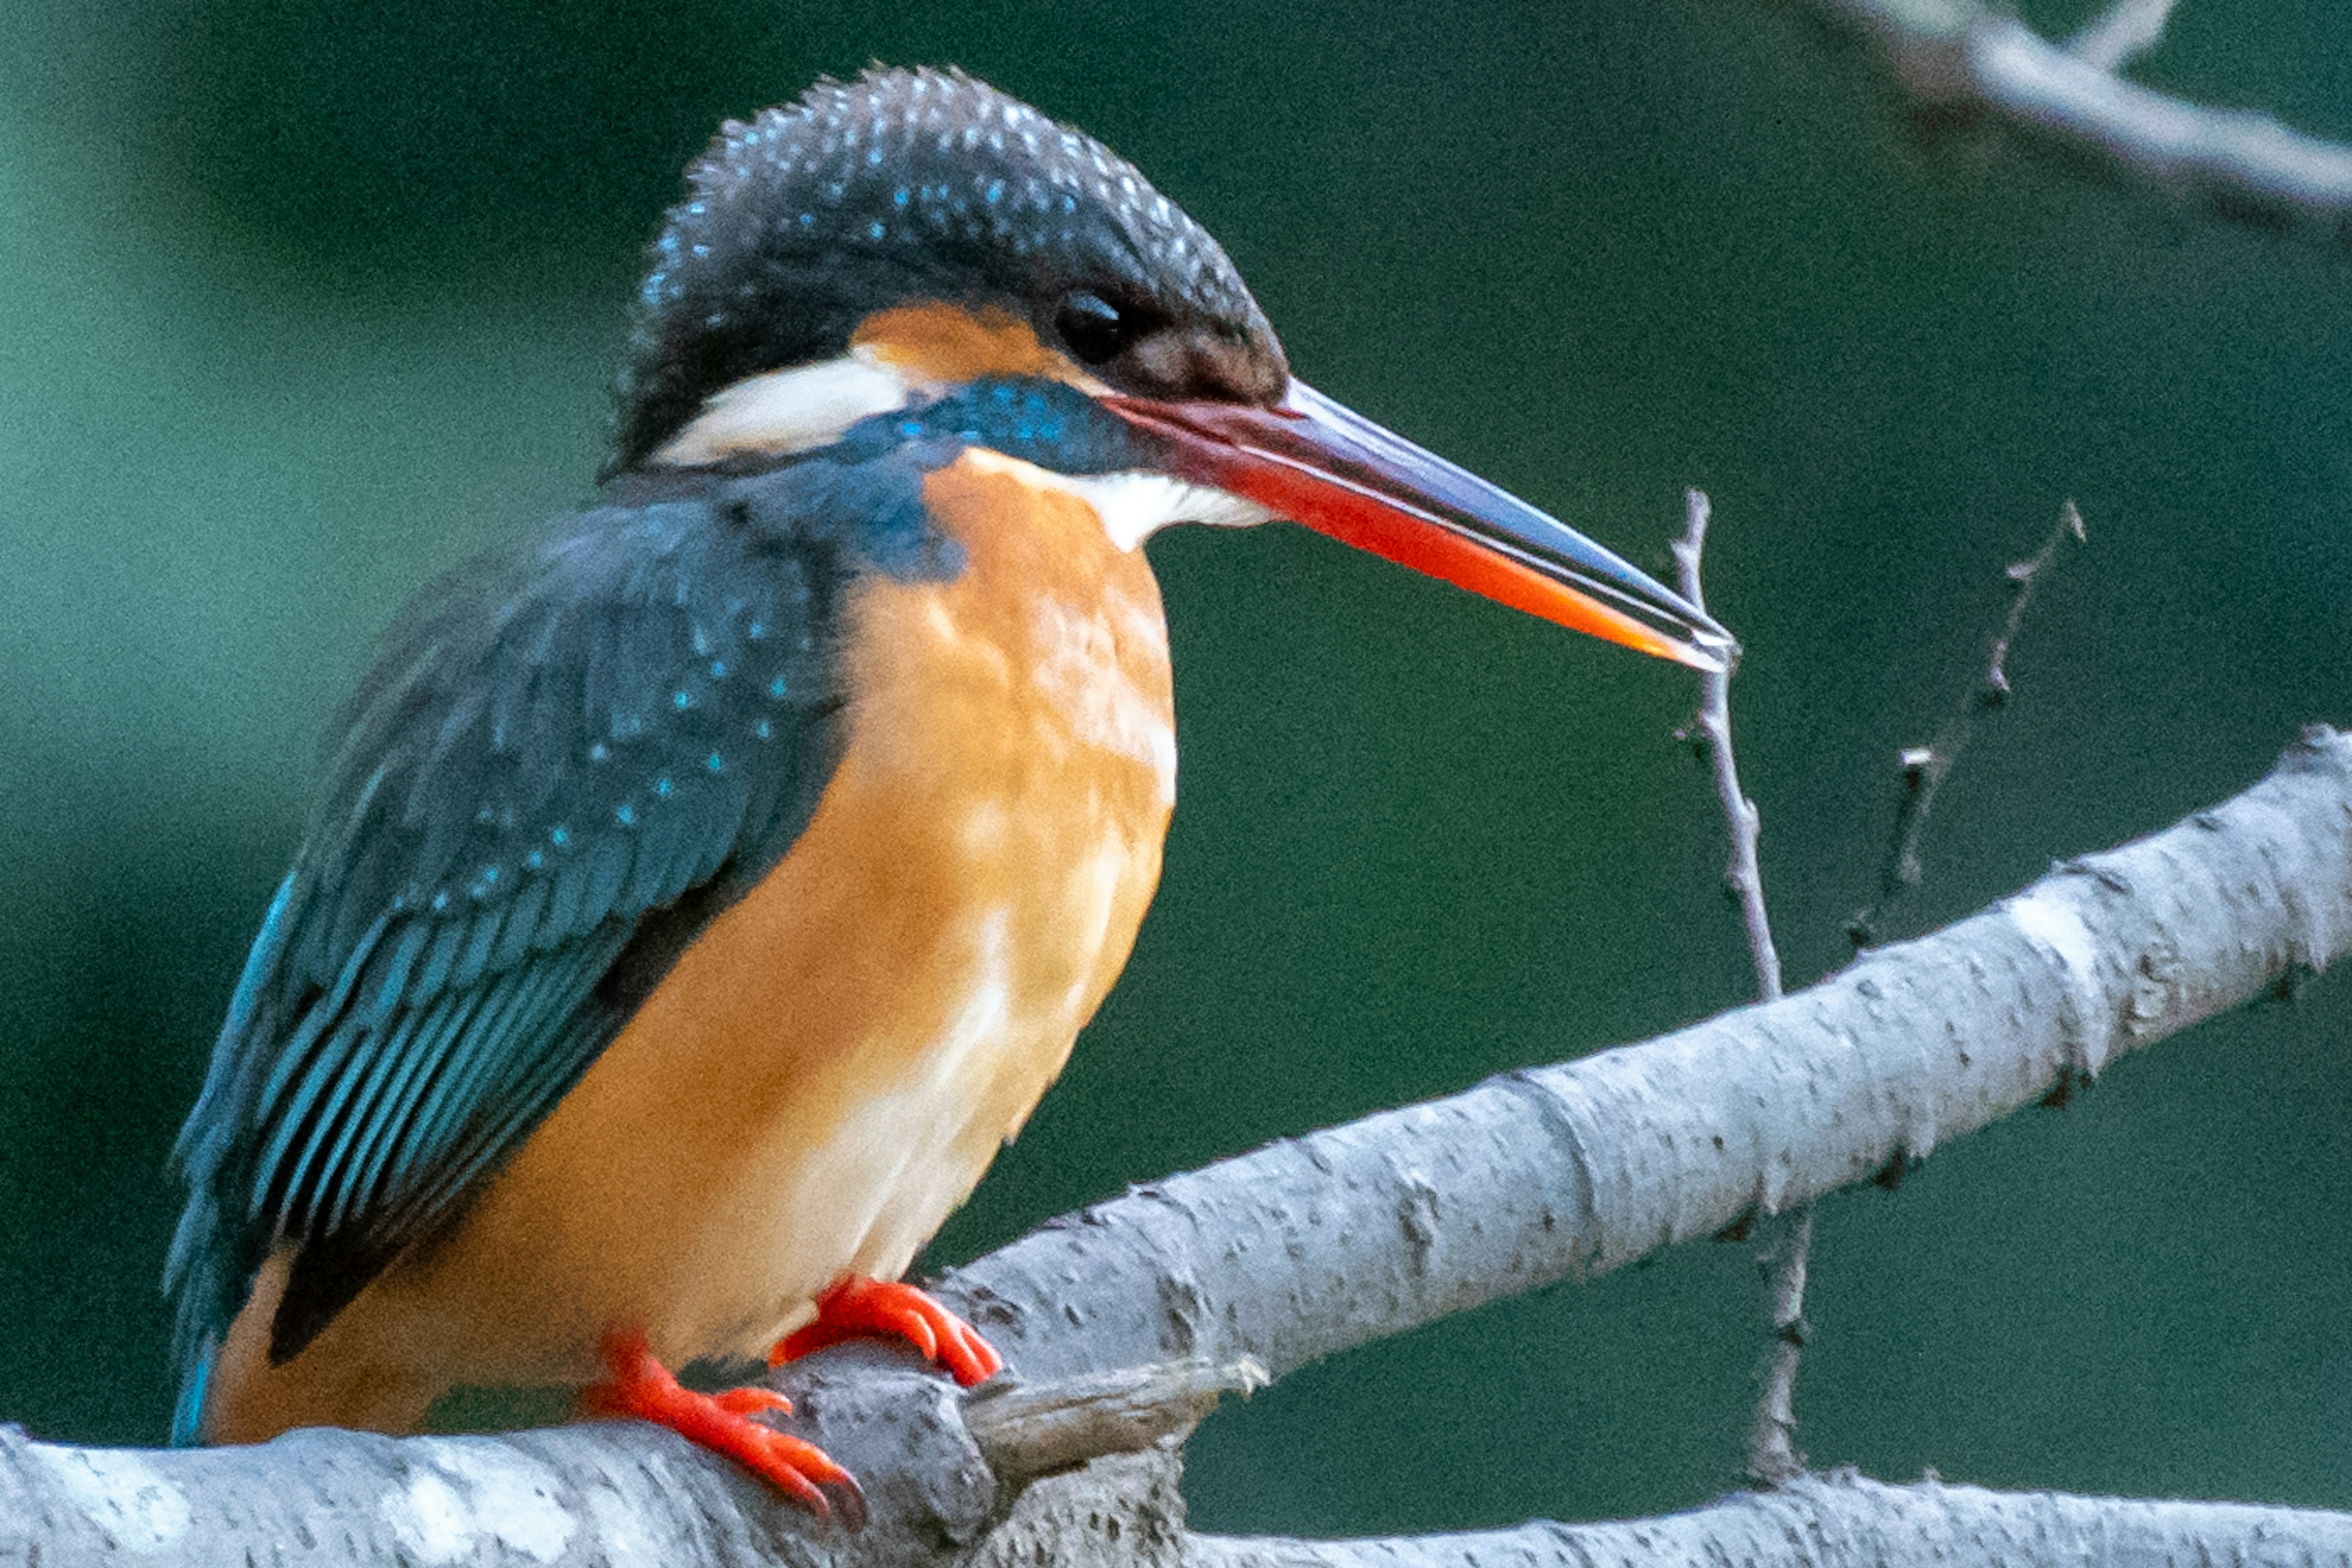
[1104,380,1736,673]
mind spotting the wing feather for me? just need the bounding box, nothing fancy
[165,447,954,1415]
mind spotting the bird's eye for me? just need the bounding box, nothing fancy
[1056,292,1129,365]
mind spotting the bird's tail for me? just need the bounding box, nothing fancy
[164,871,297,1447]
[168,1343,214,1447]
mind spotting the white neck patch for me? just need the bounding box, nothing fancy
[654,356,1275,552]
[960,448,1275,551]
[652,353,916,467]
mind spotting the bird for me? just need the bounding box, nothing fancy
[165,66,1736,1520]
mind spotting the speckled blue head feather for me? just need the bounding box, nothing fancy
[614,67,1288,471]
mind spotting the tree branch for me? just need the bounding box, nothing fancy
[1191,1471,2352,1567]
[1797,0,2352,241]
[7,726,2352,1564]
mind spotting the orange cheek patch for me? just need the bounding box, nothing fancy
[851,303,1104,391]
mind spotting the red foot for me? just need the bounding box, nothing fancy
[586,1329,865,1527]
[769,1276,1006,1387]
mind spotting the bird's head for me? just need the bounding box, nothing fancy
[613,67,1735,671]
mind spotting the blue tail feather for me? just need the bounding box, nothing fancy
[170,1341,213,1447]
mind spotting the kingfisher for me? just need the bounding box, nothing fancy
[165,67,1734,1519]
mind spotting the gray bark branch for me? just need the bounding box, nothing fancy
[1801,0,2352,241]
[7,726,2351,1564]
[943,724,2352,1387]
[1192,1471,2352,1567]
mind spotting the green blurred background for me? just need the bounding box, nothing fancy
[4,0,2350,1536]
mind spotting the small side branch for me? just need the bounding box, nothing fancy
[2067,0,2177,73]
[964,1355,1266,1484]
[1851,502,2083,948]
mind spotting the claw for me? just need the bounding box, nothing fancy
[715,1386,795,1417]
[588,1329,864,1526]
[770,1276,1006,1387]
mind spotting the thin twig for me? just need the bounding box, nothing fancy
[1744,1206,1814,1486]
[1849,502,2086,950]
[1671,490,1803,1486]
[1673,491,1784,1003]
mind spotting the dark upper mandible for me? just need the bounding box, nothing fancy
[613,67,1291,471]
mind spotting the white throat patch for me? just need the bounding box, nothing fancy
[657,353,1275,551]
[959,449,1275,551]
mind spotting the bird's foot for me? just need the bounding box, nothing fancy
[586,1329,865,1526]
[769,1276,1006,1387]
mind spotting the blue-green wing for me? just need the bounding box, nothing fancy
[163,451,962,1439]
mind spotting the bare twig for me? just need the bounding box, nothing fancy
[1673,491,1785,1002]
[1850,502,2084,949]
[1744,1206,1815,1486]
[1672,491,1806,1485]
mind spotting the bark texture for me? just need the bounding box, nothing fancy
[6,727,2350,1566]
[1194,1471,2352,1568]
[936,726,2352,1387]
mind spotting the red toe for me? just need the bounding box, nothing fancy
[714,1386,795,1417]
[769,1276,1005,1387]
[588,1330,864,1526]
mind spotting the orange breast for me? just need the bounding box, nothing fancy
[204,450,1175,1439]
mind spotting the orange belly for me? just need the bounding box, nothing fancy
[204,450,1175,1441]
